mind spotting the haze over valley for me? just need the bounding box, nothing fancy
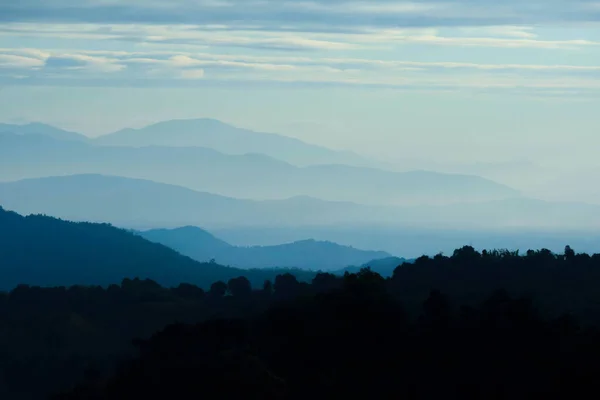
[1,117,600,259]
[4,1,600,398]
[0,121,519,206]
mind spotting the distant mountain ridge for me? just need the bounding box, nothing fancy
[0,122,89,142]
[140,226,391,271]
[0,174,598,232]
[95,118,372,167]
[0,133,519,206]
[0,206,320,290]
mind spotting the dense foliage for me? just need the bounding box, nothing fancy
[0,244,600,398]
[55,265,600,400]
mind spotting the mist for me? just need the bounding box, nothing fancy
[1,115,600,265]
[4,1,600,398]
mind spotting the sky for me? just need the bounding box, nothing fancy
[1,0,600,165]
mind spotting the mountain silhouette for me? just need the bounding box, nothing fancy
[94,118,371,167]
[141,226,391,271]
[0,174,598,231]
[0,174,381,228]
[0,133,519,206]
[0,206,316,290]
[0,122,88,142]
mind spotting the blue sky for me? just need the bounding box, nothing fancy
[1,0,599,165]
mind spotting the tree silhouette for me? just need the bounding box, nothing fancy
[7,244,600,399]
[228,276,252,298]
[173,283,205,300]
[208,281,228,299]
[564,245,575,261]
[273,273,300,300]
[311,272,339,293]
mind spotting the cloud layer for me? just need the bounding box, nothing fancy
[2,46,600,95]
[1,1,599,95]
[2,1,599,27]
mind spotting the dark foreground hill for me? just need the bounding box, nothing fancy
[141,226,391,271]
[54,256,600,400]
[2,245,600,399]
[0,207,316,289]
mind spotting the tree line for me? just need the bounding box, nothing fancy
[2,245,600,398]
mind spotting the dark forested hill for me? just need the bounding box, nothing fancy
[141,226,391,271]
[2,244,600,399]
[0,207,315,289]
[52,249,600,400]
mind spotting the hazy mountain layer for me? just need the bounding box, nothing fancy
[0,122,88,142]
[1,174,599,233]
[141,226,391,271]
[527,167,600,205]
[95,118,372,167]
[0,133,519,206]
[215,226,600,260]
[0,174,375,228]
[0,120,589,203]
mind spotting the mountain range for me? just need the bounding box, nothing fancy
[0,119,371,167]
[1,174,599,231]
[0,174,374,228]
[95,118,373,167]
[0,131,519,206]
[1,120,551,190]
[0,122,88,142]
[0,206,321,290]
[140,226,391,271]
[7,118,599,206]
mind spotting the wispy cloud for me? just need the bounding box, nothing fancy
[458,26,539,39]
[2,47,600,96]
[3,48,600,73]
[1,1,599,99]
[1,0,597,28]
[46,54,125,72]
[179,68,205,79]
[0,49,125,73]
[1,23,598,52]
[0,23,360,51]
[0,54,45,68]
